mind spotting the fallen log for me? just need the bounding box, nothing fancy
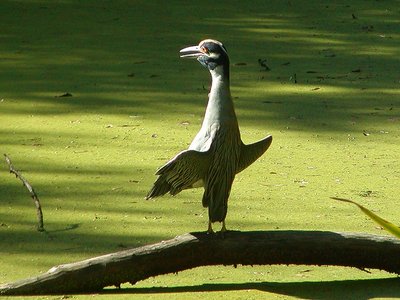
[1,230,400,295]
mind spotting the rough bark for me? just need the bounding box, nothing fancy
[1,230,400,295]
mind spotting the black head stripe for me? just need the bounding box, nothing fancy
[197,39,230,78]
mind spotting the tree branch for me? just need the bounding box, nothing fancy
[1,230,400,295]
[4,154,44,231]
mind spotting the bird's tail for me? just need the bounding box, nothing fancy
[202,179,232,223]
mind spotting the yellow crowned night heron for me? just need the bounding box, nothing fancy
[146,39,272,234]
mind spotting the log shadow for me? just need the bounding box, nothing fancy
[106,277,400,299]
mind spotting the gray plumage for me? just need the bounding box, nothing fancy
[146,39,272,233]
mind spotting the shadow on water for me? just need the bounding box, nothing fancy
[0,0,398,123]
[104,277,400,299]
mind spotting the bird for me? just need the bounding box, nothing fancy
[146,39,272,234]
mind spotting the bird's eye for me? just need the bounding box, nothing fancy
[201,46,209,54]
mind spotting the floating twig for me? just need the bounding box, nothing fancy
[55,92,72,98]
[4,154,44,231]
[257,59,271,71]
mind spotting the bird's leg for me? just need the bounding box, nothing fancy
[218,221,227,239]
[220,220,227,233]
[207,221,214,234]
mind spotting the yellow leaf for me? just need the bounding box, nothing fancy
[331,197,400,239]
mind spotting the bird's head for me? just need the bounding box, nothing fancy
[180,39,229,77]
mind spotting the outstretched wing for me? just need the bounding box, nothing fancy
[237,135,272,174]
[146,149,210,199]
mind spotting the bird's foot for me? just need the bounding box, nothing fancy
[207,221,228,237]
[207,221,214,234]
[220,221,227,233]
[219,221,227,238]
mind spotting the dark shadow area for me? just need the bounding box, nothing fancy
[104,278,400,299]
[0,225,164,255]
[0,0,398,128]
[46,223,80,233]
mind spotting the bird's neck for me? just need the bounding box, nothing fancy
[209,71,230,102]
[203,67,236,123]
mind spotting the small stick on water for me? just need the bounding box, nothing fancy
[4,154,44,231]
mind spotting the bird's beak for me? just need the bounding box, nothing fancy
[179,45,204,58]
